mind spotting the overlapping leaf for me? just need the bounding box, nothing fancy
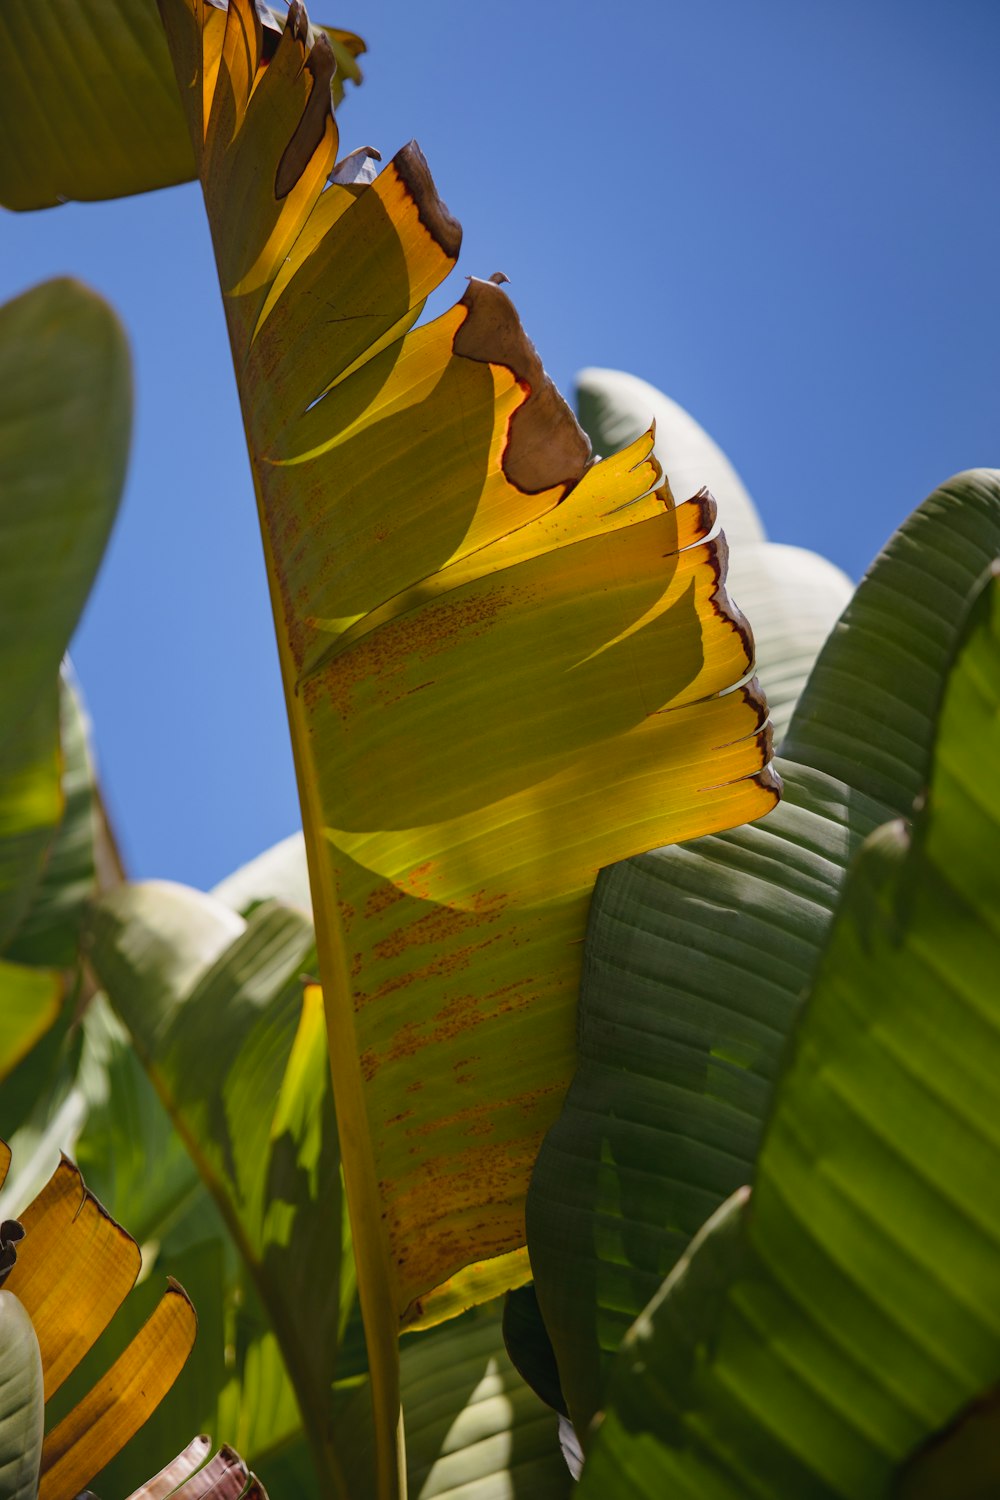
[526,469,1000,1432]
[575,367,853,742]
[154,4,778,1486]
[579,558,1000,1497]
[0,0,362,211]
[89,879,353,1497]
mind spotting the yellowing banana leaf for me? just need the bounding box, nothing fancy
[5,1157,140,1399]
[0,1146,197,1499]
[38,1280,197,1500]
[0,0,362,211]
[155,1,778,1489]
[574,367,854,744]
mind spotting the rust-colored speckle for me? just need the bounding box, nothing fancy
[364,881,408,919]
[372,894,507,962]
[338,899,355,932]
[354,932,507,1010]
[309,583,525,713]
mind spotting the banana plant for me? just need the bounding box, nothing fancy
[575,549,1000,1496]
[149,2,779,1492]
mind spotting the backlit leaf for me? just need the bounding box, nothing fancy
[38,1280,197,1500]
[155,6,778,1490]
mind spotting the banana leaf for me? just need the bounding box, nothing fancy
[578,556,1000,1496]
[0,279,128,961]
[89,879,354,1498]
[0,1258,45,1500]
[526,469,1000,1432]
[154,3,779,1491]
[0,1143,197,1498]
[574,367,853,743]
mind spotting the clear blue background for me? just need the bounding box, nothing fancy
[2,0,998,889]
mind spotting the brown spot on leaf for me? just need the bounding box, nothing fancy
[364,881,408,919]
[453,277,591,495]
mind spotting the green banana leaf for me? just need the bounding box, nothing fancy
[0,0,363,211]
[578,557,1000,1497]
[574,368,853,744]
[89,880,355,1499]
[401,1304,572,1499]
[333,1301,573,1499]
[5,671,101,975]
[0,279,128,961]
[0,1274,45,1500]
[526,469,1000,1432]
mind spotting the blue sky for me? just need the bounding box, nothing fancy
[2,0,998,889]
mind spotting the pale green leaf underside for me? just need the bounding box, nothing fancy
[0,1292,45,1500]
